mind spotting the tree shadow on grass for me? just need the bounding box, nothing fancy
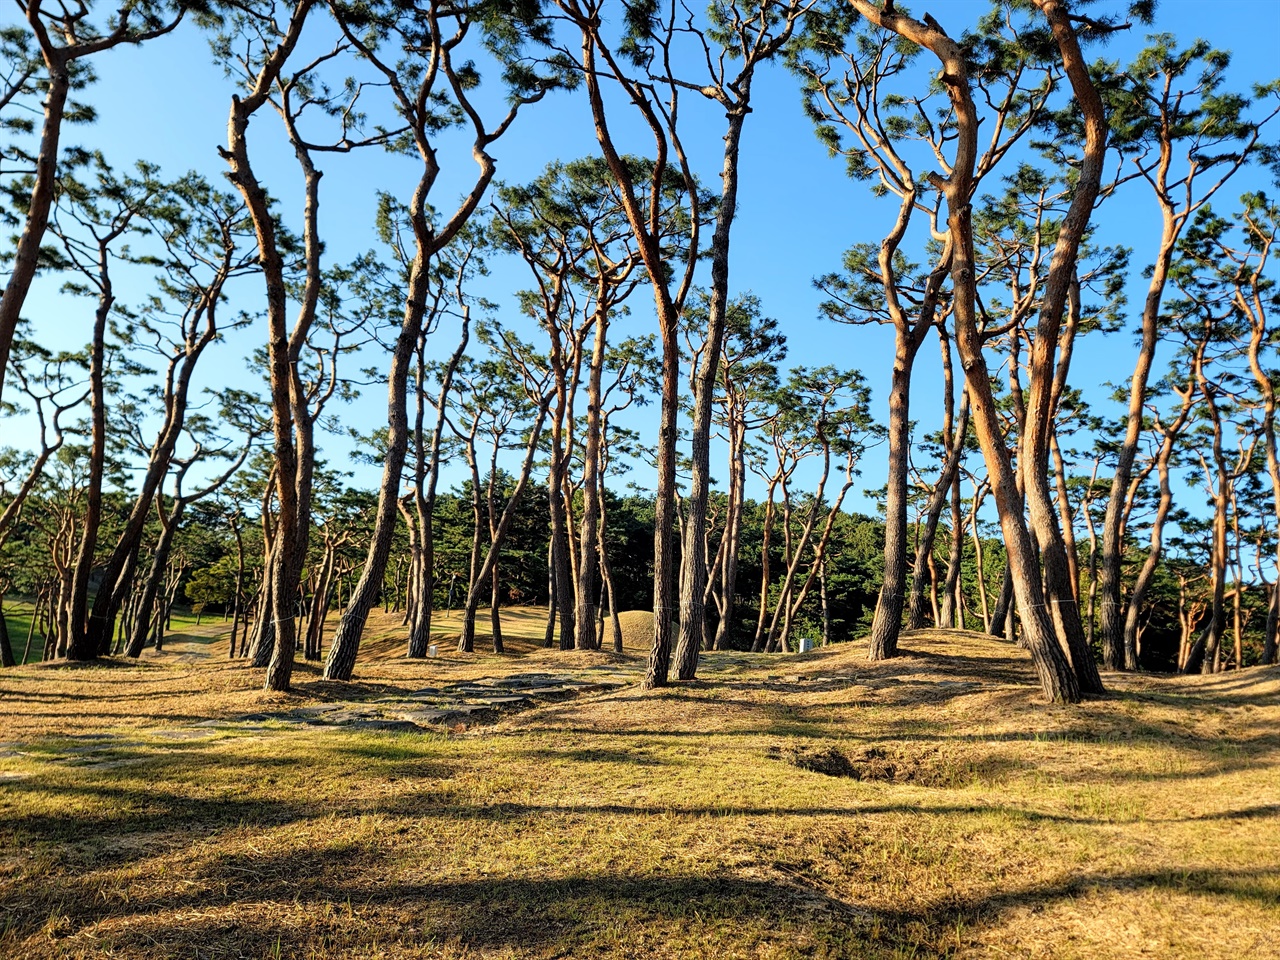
[519,745,677,766]
[5,743,1278,957]
[895,648,1038,686]
[19,856,1280,960]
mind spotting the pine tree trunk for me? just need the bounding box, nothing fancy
[0,594,14,668]
[871,340,914,654]
[575,309,608,651]
[125,507,183,658]
[1099,219,1177,669]
[458,401,550,652]
[848,0,1081,701]
[713,428,746,651]
[598,504,623,653]
[676,109,746,681]
[65,277,111,660]
[940,471,964,629]
[0,60,69,406]
[490,564,504,654]
[908,393,970,630]
[751,489,778,652]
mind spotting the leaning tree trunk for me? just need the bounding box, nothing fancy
[0,60,69,406]
[1098,215,1178,669]
[908,395,970,629]
[408,318,470,659]
[713,426,747,651]
[869,332,915,657]
[675,108,746,681]
[125,504,184,658]
[848,0,1081,702]
[457,402,550,653]
[65,273,111,660]
[80,386,190,658]
[325,238,434,680]
[751,488,778,652]
[1015,0,1108,696]
[221,0,319,692]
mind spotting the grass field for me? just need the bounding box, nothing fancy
[0,614,1277,959]
[1,601,44,665]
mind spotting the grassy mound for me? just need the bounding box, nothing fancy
[600,609,679,651]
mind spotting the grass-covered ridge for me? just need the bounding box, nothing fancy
[1,626,1277,959]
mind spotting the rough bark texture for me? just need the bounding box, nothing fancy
[64,264,111,660]
[124,499,183,658]
[869,333,916,655]
[82,333,215,656]
[574,311,608,650]
[324,241,434,680]
[219,0,317,691]
[0,71,65,405]
[323,0,525,677]
[850,0,1080,702]
[675,109,745,679]
[1017,0,1107,695]
[560,1,700,689]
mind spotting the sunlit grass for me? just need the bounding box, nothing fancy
[0,627,1277,958]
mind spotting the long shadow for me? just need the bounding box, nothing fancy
[899,648,1039,686]
[1186,803,1280,822]
[11,854,1277,959]
[0,753,459,873]
[0,709,272,727]
[603,690,765,709]
[519,745,678,766]
[1123,687,1280,709]
[863,721,1280,785]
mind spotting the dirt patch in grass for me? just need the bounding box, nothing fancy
[772,742,1021,788]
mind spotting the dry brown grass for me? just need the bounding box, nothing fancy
[599,609,679,651]
[1,623,1277,960]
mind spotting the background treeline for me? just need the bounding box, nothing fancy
[1,0,1278,704]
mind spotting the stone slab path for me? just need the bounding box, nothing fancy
[200,670,636,733]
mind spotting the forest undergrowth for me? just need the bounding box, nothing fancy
[0,613,1276,960]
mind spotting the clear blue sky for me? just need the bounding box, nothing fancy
[7,0,1280,520]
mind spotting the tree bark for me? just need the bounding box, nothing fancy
[324,241,434,680]
[850,0,1080,702]
[908,393,970,630]
[574,307,609,651]
[0,55,68,406]
[64,263,110,660]
[675,103,748,680]
[1016,0,1108,695]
